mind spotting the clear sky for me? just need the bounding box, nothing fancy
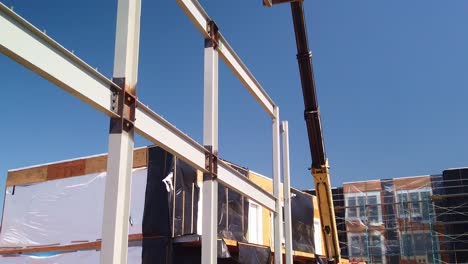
[1,0,468,209]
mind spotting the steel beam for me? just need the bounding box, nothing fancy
[135,105,276,211]
[202,37,219,264]
[272,107,283,264]
[176,0,276,118]
[101,0,141,263]
[281,121,293,264]
[0,1,276,213]
[0,3,118,118]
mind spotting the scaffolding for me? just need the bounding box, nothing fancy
[328,171,468,264]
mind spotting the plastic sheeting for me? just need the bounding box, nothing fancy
[218,165,249,242]
[172,158,199,236]
[340,175,449,264]
[237,242,271,264]
[0,247,142,263]
[142,147,200,264]
[290,188,315,253]
[0,168,147,247]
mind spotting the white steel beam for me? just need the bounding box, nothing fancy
[135,105,276,211]
[0,3,118,118]
[202,38,219,264]
[217,162,276,211]
[101,0,141,263]
[272,107,283,264]
[281,121,293,264]
[176,0,276,118]
[0,0,276,217]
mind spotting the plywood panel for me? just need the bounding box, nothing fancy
[47,160,86,181]
[393,176,431,190]
[262,208,272,249]
[343,181,382,193]
[249,171,274,194]
[133,148,148,168]
[7,148,149,186]
[84,155,107,174]
[6,166,48,187]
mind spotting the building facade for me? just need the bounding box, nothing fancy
[321,168,468,264]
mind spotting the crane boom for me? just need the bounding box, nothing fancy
[264,1,342,263]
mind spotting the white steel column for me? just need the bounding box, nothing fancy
[202,36,219,264]
[281,121,293,264]
[101,0,141,263]
[273,106,283,264]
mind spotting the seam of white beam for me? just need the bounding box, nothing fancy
[0,4,118,118]
[0,2,276,212]
[176,0,276,118]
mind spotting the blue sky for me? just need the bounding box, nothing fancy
[1,0,468,208]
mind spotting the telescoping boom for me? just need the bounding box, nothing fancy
[263,1,343,263]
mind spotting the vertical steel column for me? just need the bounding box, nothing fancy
[281,121,293,264]
[273,106,283,264]
[202,22,219,264]
[101,0,141,263]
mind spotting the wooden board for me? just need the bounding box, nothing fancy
[343,180,382,193]
[7,147,148,186]
[393,176,431,190]
[0,234,143,255]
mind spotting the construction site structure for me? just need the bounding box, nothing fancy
[0,146,326,263]
[307,167,468,264]
[0,0,328,263]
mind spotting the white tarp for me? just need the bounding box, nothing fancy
[0,168,147,247]
[0,246,142,263]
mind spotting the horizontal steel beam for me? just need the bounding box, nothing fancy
[0,4,118,118]
[217,161,276,211]
[0,2,276,212]
[135,104,276,211]
[176,0,276,118]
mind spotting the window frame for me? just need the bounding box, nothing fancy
[400,230,437,258]
[344,191,383,224]
[347,233,386,263]
[247,199,263,245]
[395,187,432,222]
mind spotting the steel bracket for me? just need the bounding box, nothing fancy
[206,20,219,49]
[204,145,218,179]
[109,77,137,134]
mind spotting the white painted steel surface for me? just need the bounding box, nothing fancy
[101,0,141,263]
[281,121,293,264]
[176,0,276,118]
[202,43,219,264]
[0,1,275,211]
[135,105,276,211]
[217,163,276,211]
[0,3,117,117]
[272,107,283,264]
[0,2,280,259]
